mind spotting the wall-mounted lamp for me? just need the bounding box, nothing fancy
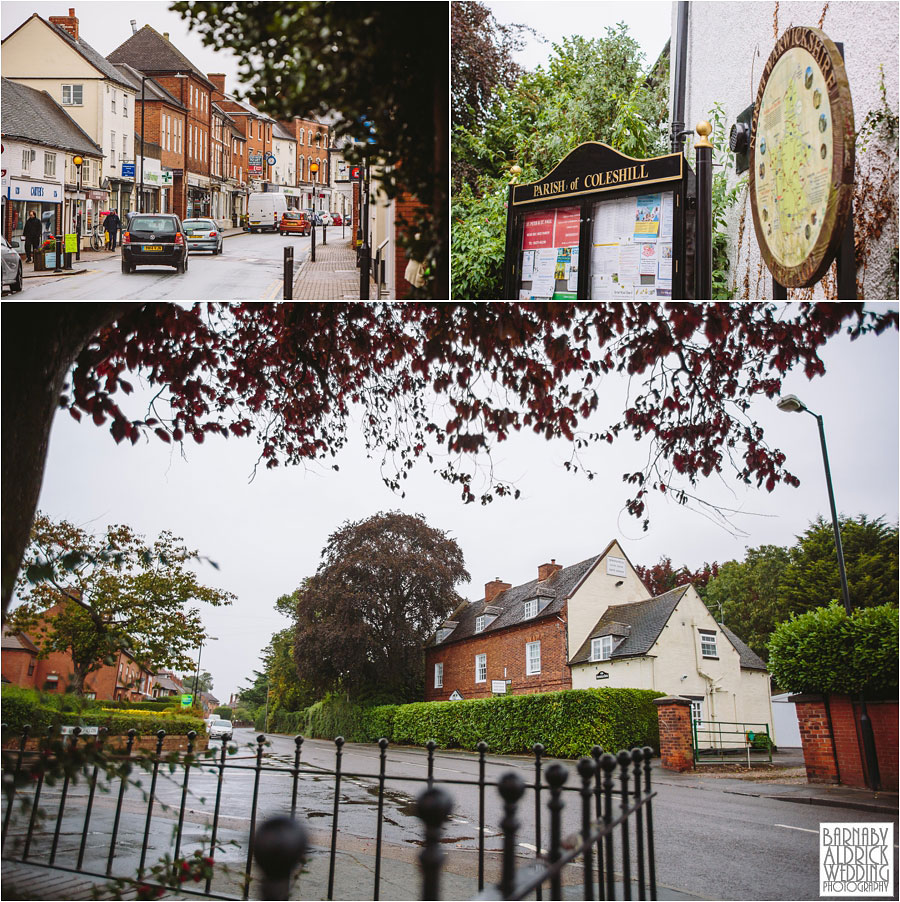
[615,580,624,587]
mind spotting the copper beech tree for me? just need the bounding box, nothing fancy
[291,511,469,700]
[3,303,896,614]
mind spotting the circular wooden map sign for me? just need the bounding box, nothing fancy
[749,27,854,287]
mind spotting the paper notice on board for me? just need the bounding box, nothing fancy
[639,241,658,275]
[522,250,536,280]
[617,239,640,284]
[633,285,657,299]
[533,247,558,276]
[567,247,579,290]
[519,290,533,300]
[634,194,662,238]
[611,282,633,299]
[659,193,674,239]
[591,244,618,276]
[530,273,555,299]
[591,273,613,299]
[592,203,617,244]
[615,198,637,238]
[657,241,673,281]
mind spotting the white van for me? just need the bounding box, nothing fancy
[247,192,288,233]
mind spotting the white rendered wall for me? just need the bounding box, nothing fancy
[671,1,898,299]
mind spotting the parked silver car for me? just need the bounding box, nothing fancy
[1,235,24,293]
[183,218,224,255]
[208,719,233,741]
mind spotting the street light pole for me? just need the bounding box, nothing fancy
[73,155,83,261]
[776,394,881,791]
[140,75,147,212]
[264,680,270,734]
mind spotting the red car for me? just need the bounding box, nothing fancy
[279,211,312,236]
[330,213,343,226]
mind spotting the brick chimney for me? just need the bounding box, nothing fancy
[538,559,562,581]
[208,73,226,95]
[49,7,79,40]
[484,577,511,603]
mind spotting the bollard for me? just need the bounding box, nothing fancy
[310,223,316,263]
[416,786,453,902]
[359,241,370,300]
[254,816,308,901]
[283,246,293,300]
[323,223,327,245]
[53,232,63,272]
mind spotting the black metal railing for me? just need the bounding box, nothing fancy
[2,724,657,900]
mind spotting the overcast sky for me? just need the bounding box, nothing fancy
[1,1,244,93]
[486,0,673,72]
[26,310,899,703]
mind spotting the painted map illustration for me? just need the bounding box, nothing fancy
[755,47,832,267]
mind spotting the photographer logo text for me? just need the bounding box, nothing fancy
[820,823,894,897]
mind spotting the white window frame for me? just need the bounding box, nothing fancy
[526,641,541,675]
[44,152,56,178]
[523,599,538,619]
[475,653,487,683]
[110,131,116,165]
[475,615,486,633]
[22,148,33,171]
[590,635,613,662]
[111,90,116,114]
[123,94,128,118]
[61,83,83,105]
[699,630,718,658]
[689,698,704,726]
[434,662,443,689]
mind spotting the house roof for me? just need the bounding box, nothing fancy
[569,586,689,664]
[199,690,220,705]
[2,625,39,654]
[153,673,183,692]
[720,625,768,671]
[110,62,185,109]
[20,16,136,92]
[431,555,602,648]
[107,25,215,89]
[1,78,103,157]
[273,121,297,143]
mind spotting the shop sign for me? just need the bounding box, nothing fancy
[335,160,350,182]
[7,178,63,202]
[160,171,174,185]
[749,26,854,288]
[121,162,136,178]
[248,154,263,165]
[64,233,77,253]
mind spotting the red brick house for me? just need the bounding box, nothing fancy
[2,608,154,703]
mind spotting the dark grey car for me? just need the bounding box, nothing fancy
[183,218,224,254]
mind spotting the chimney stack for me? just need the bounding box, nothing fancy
[484,577,512,603]
[49,7,79,40]
[538,559,562,581]
[163,32,169,41]
[208,73,226,96]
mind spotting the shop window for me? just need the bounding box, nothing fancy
[62,84,83,105]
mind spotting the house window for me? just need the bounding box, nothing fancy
[434,662,443,689]
[27,658,35,676]
[475,615,486,633]
[699,630,718,658]
[523,599,538,619]
[526,641,541,675]
[123,95,128,117]
[122,134,127,158]
[590,635,613,661]
[22,148,33,171]
[62,84,83,105]
[475,653,487,683]
[44,674,59,691]
[111,131,116,165]
[84,691,96,700]
[44,152,56,178]
[111,91,116,113]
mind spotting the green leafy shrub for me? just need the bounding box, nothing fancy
[361,705,400,742]
[767,602,899,697]
[96,699,180,711]
[390,688,661,758]
[213,706,233,720]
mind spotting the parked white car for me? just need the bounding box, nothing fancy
[208,719,233,741]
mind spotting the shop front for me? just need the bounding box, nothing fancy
[186,174,211,219]
[66,187,108,240]
[4,175,63,243]
[136,157,163,214]
[108,178,135,219]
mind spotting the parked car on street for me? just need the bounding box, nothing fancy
[208,719,233,741]
[330,213,343,226]
[182,218,224,254]
[248,192,288,233]
[279,211,312,236]
[121,213,189,273]
[1,235,24,293]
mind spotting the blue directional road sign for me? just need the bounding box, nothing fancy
[266,154,276,165]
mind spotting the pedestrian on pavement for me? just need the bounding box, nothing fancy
[103,209,121,252]
[23,210,42,263]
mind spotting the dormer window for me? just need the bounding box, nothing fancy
[436,628,453,643]
[475,615,486,633]
[523,599,538,619]
[590,636,613,661]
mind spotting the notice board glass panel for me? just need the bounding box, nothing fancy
[588,190,675,299]
[518,205,582,300]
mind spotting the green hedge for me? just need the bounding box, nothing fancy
[98,699,181,711]
[278,689,661,758]
[768,602,899,697]
[1,688,203,735]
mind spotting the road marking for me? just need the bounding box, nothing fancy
[775,824,819,834]
[262,280,282,300]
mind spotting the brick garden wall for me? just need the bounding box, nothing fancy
[425,607,571,702]
[792,694,898,790]
[653,696,694,772]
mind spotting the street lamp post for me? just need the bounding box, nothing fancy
[776,393,881,791]
[73,155,83,261]
[140,75,147,212]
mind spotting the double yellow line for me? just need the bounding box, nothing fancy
[261,280,283,300]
